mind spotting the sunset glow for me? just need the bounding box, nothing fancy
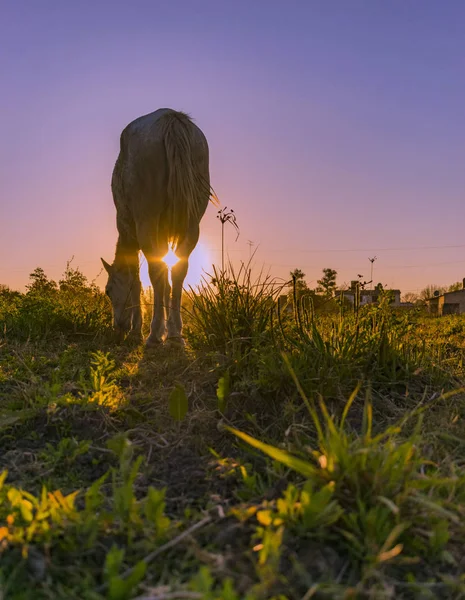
[162,246,179,269]
[2,2,465,295]
[184,241,212,288]
[140,241,212,290]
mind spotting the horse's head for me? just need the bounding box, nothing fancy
[101,258,139,335]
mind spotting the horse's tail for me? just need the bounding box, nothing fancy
[158,110,210,247]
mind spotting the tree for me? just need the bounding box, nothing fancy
[418,285,446,303]
[448,281,464,292]
[402,292,419,304]
[59,261,89,292]
[26,268,57,294]
[291,268,306,282]
[288,268,310,302]
[316,268,337,298]
[0,284,21,300]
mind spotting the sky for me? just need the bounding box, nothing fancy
[1,0,465,297]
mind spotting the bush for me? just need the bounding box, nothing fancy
[184,263,284,361]
[0,265,111,341]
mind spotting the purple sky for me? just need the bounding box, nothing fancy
[2,1,465,295]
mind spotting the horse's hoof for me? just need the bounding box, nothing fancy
[145,336,164,348]
[127,332,143,345]
[165,336,186,348]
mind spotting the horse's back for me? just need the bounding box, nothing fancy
[121,108,173,147]
[111,108,210,247]
[120,108,206,155]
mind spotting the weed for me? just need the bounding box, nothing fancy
[226,376,465,596]
[184,262,283,363]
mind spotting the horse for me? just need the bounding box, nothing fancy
[101,108,213,346]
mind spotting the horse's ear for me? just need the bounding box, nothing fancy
[101,258,112,274]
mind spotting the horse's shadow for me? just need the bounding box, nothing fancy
[132,336,191,387]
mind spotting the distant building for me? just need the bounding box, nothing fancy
[398,302,415,309]
[428,281,465,315]
[335,281,401,307]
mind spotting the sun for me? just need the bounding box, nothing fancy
[162,246,179,269]
[158,241,211,287]
[141,243,211,289]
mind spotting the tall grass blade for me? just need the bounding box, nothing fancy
[226,426,317,478]
[281,352,324,441]
[339,382,362,431]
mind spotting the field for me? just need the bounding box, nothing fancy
[1,265,465,599]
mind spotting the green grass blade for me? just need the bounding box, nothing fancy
[226,426,317,479]
[340,382,362,431]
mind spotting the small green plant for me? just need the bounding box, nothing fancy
[169,382,189,421]
[0,436,173,597]
[226,370,465,594]
[107,434,144,529]
[103,545,146,600]
[39,437,91,470]
[189,566,244,600]
[212,453,269,501]
[0,471,80,555]
[85,351,123,408]
[216,370,230,412]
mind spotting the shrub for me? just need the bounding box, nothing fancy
[184,263,284,361]
[0,264,111,341]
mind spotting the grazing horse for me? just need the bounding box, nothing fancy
[101,108,212,345]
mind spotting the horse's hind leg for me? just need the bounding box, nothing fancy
[166,259,187,342]
[146,257,168,346]
[166,230,198,343]
[164,272,171,323]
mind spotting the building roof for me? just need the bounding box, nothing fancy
[428,288,465,302]
[336,288,401,295]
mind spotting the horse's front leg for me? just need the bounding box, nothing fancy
[129,298,143,342]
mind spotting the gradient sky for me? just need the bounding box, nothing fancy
[2,0,465,296]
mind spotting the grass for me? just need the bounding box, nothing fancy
[1,265,465,598]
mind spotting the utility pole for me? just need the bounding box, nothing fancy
[247,240,254,261]
[368,256,377,289]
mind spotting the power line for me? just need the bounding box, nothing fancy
[299,243,465,253]
[262,259,465,270]
[206,243,465,254]
[383,260,465,269]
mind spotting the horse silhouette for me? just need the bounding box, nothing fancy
[101,108,214,345]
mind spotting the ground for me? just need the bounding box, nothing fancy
[1,279,465,599]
